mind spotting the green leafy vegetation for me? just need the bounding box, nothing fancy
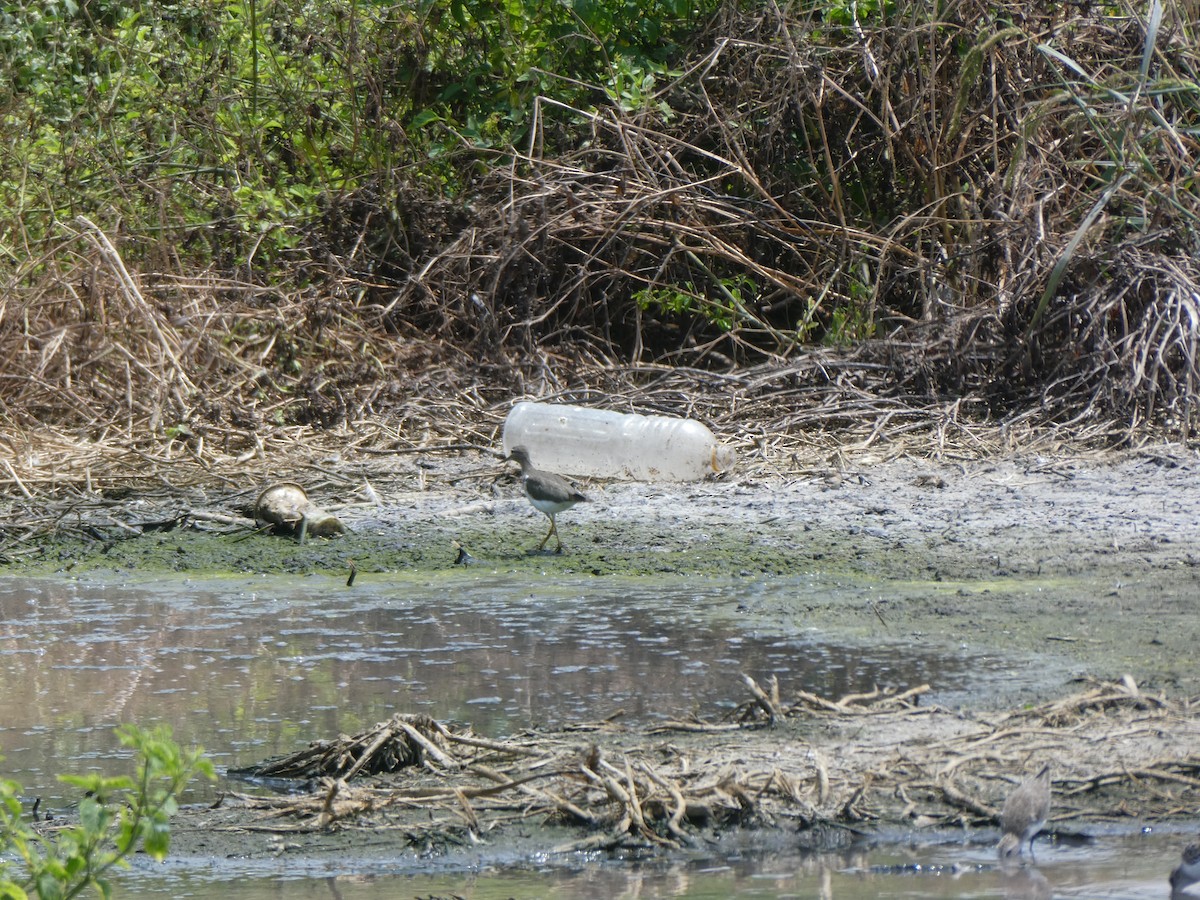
[0,0,711,266]
[635,272,758,333]
[822,0,897,29]
[0,725,214,900]
[2,0,1200,443]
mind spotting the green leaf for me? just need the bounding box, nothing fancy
[143,820,171,861]
[1027,172,1130,335]
[35,872,63,900]
[78,797,108,834]
[59,774,134,795]
[411,109,443,129]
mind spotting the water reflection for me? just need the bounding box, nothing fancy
[0,573,1186,897]
[0,573,1012,804]
[118,832,1188,899]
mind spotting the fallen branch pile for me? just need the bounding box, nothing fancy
[214,677,1200,853]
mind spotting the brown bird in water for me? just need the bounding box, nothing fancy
[997,763,1052,859]
[506,446,588,553]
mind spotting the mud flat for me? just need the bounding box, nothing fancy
[151,675,1199,873]
[13,445,1200,695]
[12,445,1199,874]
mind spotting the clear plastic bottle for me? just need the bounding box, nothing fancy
[501,401,736,481]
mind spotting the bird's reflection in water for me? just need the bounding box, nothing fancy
[999,860,1051,900]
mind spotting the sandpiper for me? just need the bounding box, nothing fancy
[997,763,1052,859]
[1171,838,1200,893]
[506,446,588,553]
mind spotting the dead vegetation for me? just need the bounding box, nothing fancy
[210,677,1200,852]
[2,2,1200,500]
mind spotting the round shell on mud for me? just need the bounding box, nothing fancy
[255,482,345,537]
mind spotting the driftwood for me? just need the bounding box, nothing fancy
[215,677,1200,852]
[229,714,453,779]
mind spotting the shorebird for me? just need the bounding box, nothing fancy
[506,446,588,553]
[997,763,1052,859]
[1171,838,1200,894]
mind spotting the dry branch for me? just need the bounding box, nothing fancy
[1,3,1198,463]
[208,676,1200,852]
[230,714,456,780]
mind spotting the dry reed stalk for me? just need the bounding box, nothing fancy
[1,1,1199,499]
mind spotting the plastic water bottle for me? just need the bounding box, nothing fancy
[501,401,737,481]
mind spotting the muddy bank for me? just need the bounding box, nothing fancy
[152,677,1200,872]
[9,445,1200,696]
[10,444,1200,873]
[16,446,1200,584]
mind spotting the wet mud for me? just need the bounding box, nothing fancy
[16,447,1200,696]
[9,445,1200,880]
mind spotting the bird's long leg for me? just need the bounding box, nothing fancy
[551,518,563,553]
[536,514,555,551]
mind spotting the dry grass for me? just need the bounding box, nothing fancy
[2,0,1200,495]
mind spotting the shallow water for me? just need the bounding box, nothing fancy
[0,572,1184,897]
[125,830,1191,898]
[0,572,1036,801]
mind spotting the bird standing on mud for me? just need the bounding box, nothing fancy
[506,446,588,553]
[997,763,1052,859]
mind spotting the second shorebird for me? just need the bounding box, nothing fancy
[506,446,588,553]
[997,763,1052,859]
[1170,838,1200,895]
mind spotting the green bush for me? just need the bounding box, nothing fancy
[0,0,713,270]
[0,724,214,900]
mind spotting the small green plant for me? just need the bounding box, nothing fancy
[0,724,214,900]
[635,273,758,332]
[824,302,875,345]
[823,0,897,29]
[605,55,680,116]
